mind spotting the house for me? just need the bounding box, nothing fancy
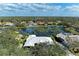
[36,20,45,25]
[47,20,54,25]
[0,22,2,26]
[56,33,70,47]
[21,21,26,24]
[0,21,14,26]
[35,18,46,25]
[15,34,23,40]
[56,33,68,40]
[28,21,37,27]
[24,35,54,47]
[4,22,14,26]
[56,32,79,43]
[48,22,53,25]
[68,35,79,42]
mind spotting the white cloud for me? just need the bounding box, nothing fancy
[0,4,17,11]
[26,4,38,11]
[64,5,79,12]
[33,3,61,11]
[0,3,28,11]
[5,4,17,6]
[0,3,62,12]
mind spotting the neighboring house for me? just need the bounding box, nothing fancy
[47,20,54,25]
[68,35,79,42]
[24,35,54,47]
[57,21,62,23]
[0,22,14,26]
[56,32,72,39]
[36,20,45,25]
[56,33,66,39]
[15,34,23,40]
[56,32,79,43]
[48,22,53,25]
[4,22,14,26]
[56,33,70,47]
[0,22,2,26]
[21,21,26,24]
[35,18,46,25]
[28,21,37,27]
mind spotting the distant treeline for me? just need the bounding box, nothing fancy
[0,16,79,21]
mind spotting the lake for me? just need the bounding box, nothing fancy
[20,25,65,36]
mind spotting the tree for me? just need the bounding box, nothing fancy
[29,43,66,56]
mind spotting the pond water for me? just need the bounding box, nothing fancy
[20,25,66,36]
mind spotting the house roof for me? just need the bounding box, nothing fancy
[24,35,54,47]
[56,32,79,42]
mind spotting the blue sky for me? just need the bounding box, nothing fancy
[0,3,79,16]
